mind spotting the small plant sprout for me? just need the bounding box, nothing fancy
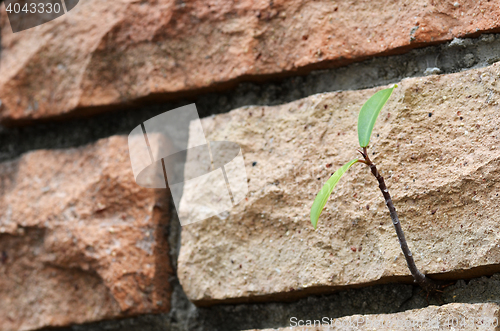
[310,85,444,295]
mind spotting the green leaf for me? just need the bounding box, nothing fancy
[357,85,397,148]
[310,159,359,229]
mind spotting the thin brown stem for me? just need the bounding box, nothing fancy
[361,147,440,293]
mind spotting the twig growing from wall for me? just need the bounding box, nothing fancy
[310,85,443,295]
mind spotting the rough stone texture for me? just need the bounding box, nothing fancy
[0,136,172,331]
[2,0,500,122]
[178,61,500,305]
[3,33,500,164]
[248,303,500,330]
[36,273,500,331]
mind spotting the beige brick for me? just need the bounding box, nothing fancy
[178,62,500,304]
[2,0,500,122]
[0,136,171,330]
[247,303,500,330]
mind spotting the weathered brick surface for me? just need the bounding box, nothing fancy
[246,303,500,330]
[2,0,500,122]
[0,136,171,330]
[178,62,500,304]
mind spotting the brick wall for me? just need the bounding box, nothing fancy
[2,1,500,330]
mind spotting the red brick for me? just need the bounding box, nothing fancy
[0,136,171,330]
[1,0,500,122]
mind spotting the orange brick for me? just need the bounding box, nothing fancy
[0,136,171,330]
[2,0,500,122]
